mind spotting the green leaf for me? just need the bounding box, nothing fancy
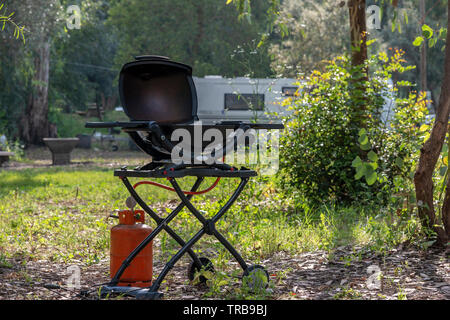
[429,37,437,48]
[369,162,378,170]
[367,151,378,162]
[366,39,377,47]
[360,142,372,151]
[355,167,364,180]
[439,27,447,40]
[421,240,436,249]
[413,36,424,47]
[422,24,434,39]
[393,175,401,187]
[352,156,362,168]
[403,11,408,25]
[395,157,404,168]
[419,124,429,132]
[365,170,377,186]
[364,162,374,173]
[202,271,214,280]
[217,280,229,287]
[358,133,368,145]
[397,80,412,87]
[439,166,447,177]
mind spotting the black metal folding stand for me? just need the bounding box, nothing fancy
[99,161,268,300]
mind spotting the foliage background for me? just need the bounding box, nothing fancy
[0,0,448,140]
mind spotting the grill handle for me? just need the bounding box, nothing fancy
[135,55,170,61]
[85,121,148,129]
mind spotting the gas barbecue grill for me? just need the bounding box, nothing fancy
[85,55,283,299]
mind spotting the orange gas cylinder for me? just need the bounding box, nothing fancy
[110,210,153,287]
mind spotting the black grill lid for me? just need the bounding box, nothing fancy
[119,56,198,123]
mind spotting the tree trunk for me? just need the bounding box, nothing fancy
[348,0,368,127]
[20,40,51,145]
[348,0,367,67]
[95,92,103,121]
[414,0,450,245]
[192,0,204,62]
[99,92,117,111]
[420,0,428,92]
[106,95,117,111]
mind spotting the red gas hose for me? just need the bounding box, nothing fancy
[133,177,221,195]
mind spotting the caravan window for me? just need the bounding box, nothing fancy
[282,86,298,96]
[224,93,264,111]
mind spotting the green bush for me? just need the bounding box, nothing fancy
[279,51,428,206]
[49,109,128,138]
[50,111,89,138]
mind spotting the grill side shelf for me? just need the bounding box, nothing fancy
[114,168,258,178]
[85,121,284,130]
[85,121,149,129]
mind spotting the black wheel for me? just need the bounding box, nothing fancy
[242,265,269,291]
[187,257,215,284]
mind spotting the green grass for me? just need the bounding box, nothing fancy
[0,166,186,262]
[0,162,426,299]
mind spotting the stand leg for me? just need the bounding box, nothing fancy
[150,229,206,292]
[212,230,248,271]
[169,177,250,270]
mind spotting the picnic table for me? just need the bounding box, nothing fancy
[43,138,79,165]
[0,151,14,167]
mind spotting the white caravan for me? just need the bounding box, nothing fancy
[193,76,298,123]
[193,76,402,125]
